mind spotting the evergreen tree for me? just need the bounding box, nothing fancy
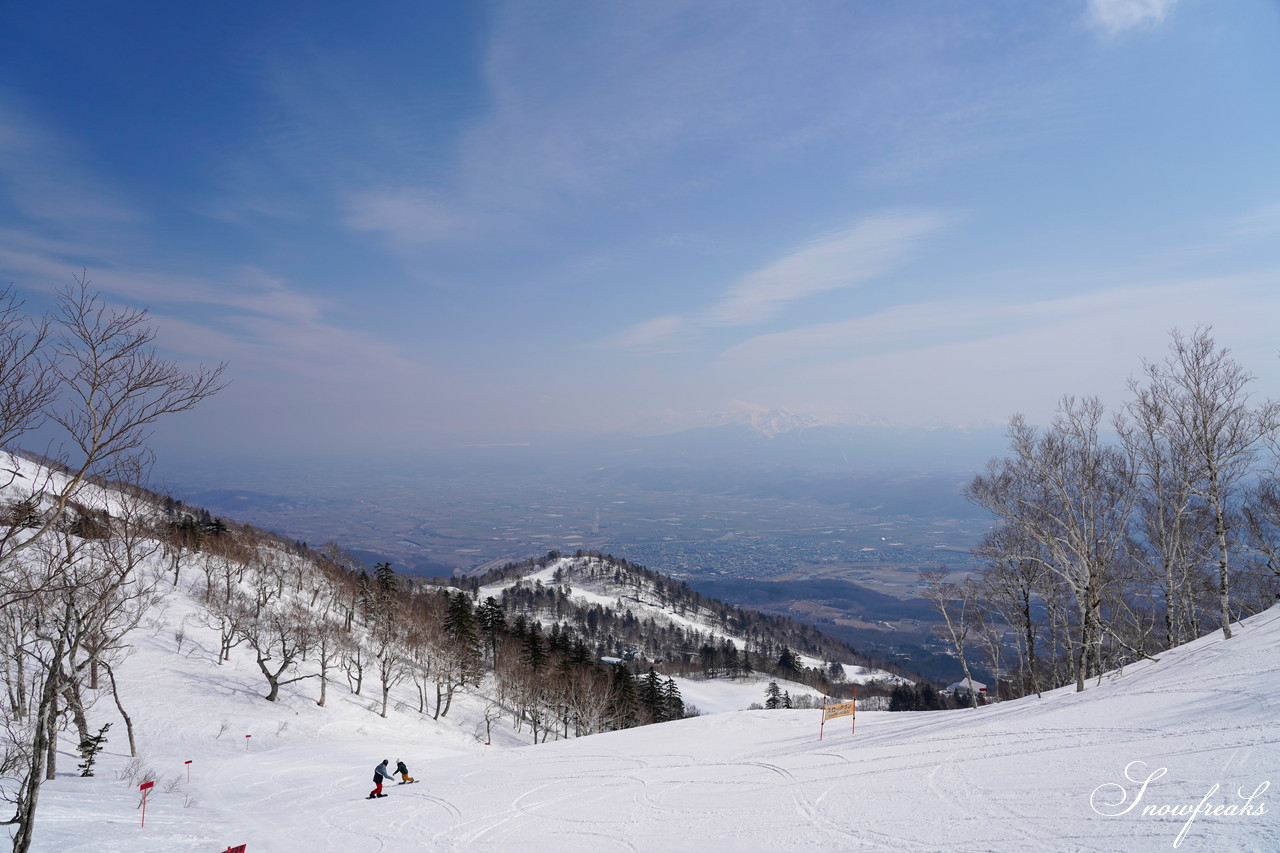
[77,723,111,777]
[640,667,663,722]
[547,624,571,658]
[764,681,782,710]
[889,683,917,712]
[776,646,802,678]
[444,592,478,647]
[476,596,506,663]
[373,561,396,593]
[888,682,952,712]
[521,630,548,673]
[6,498,40,529]
[444,591,482,683]
[356,570,374,616]
[608,665,638,730]
[662,677,684,721]
[568,638,594,669]
[699,643,719,677]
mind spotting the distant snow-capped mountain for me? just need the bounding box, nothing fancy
[713,406,833,438]
[598,409,1006,475]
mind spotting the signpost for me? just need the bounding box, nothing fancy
[818,686,858,740]
[139,780,154,828]
[185,759,192,783]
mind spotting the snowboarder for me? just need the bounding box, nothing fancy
[369,759,394,798]
[396,759,414,784]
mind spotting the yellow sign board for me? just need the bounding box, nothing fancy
[823,700,856,721]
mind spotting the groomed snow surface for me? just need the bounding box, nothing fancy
[28,585,1280,852]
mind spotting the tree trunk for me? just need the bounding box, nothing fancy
[14,630,66,853]
[43,693,57,782]
[441,682,455,718]
[257,656,281,701]
[1021,589,1040,698]
[61,683,90,749]
[1213,494,1233,640]
[103,663,137,757]
[13,650,26,719]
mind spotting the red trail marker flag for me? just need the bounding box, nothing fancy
[138,780,155,828]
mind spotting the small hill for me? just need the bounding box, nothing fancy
[458,550,907,692]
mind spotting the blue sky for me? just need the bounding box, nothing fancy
[1,0,1278,459]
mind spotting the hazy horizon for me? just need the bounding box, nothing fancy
[3,1,1280,463]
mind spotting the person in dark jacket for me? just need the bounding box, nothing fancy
[369,759,393,798]
[396,759,414,784]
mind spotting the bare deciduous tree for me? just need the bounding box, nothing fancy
[237,599,317,702]
[1242,480,1280,581]
[975,524,1051,698]
[1118,384,1217,648]
[966,397,1136,692]
[0,275,224,853]
[1,276,225,586]
[0,289,54,465]
[1129,328,1280,639]
[921,568,982,709]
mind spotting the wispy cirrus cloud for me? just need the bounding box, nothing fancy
[606,211,947,350]
[605,315,689,352]
[0,81,475,451]
[344,188,479,248]
[0,223,445,419]
[718,272,1280,374]
[0,96,140,230]
[334,6,794,251]
[1226,202,1280,241]
[1085,0,1177,35]
[333,4,1022,257]
[704,213,947,327]
[715,272,1280,429]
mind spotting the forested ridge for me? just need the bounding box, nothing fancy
[453,550,901,682]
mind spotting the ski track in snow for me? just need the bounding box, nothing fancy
[13,528,1280,853]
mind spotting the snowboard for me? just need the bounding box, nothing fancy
[397,780,417,785]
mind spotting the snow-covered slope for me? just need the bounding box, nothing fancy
[29,574,1280,852]
[478,556,903,687]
